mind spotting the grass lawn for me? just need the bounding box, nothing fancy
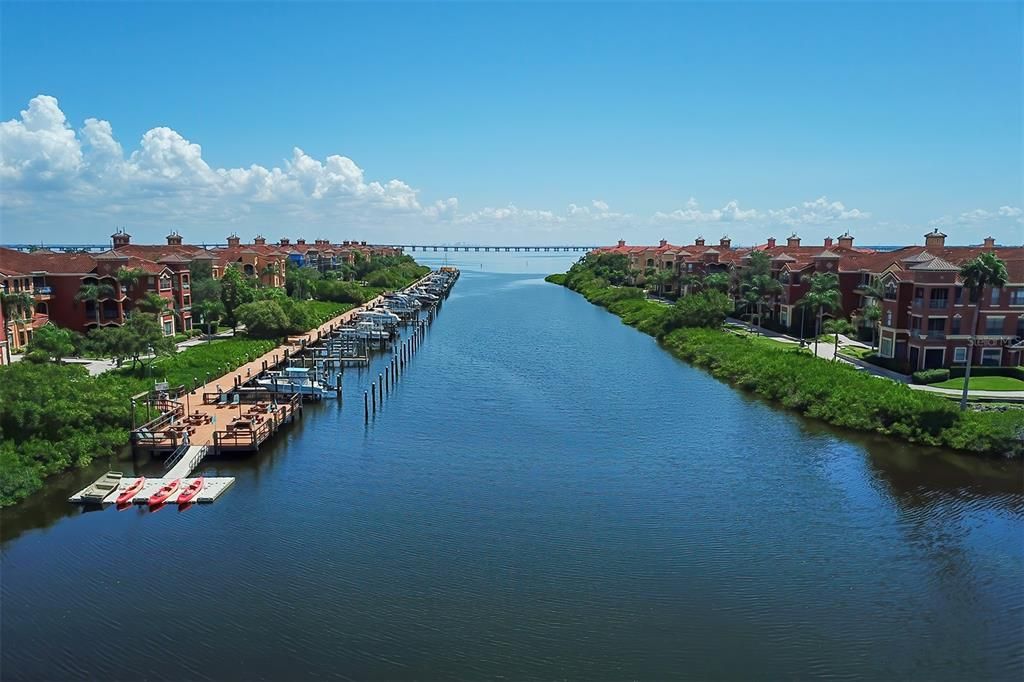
[841,346,875,360]
[931,376,1024,392]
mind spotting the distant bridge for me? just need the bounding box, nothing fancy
[0,243,601,254]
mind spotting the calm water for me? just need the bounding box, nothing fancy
[3,256,1023,680]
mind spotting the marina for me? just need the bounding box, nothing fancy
[67,267,460,506]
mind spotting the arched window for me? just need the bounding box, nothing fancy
[646,258,654,267]
[243,264,256,276]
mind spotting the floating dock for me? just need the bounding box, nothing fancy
[69,476,235,505]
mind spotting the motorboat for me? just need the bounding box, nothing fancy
[116,476,146,505]
[80,471,122,503]
[177,477,205,504]
[148,479,181,506]
[257,366,333,398]
[356,308,400,328]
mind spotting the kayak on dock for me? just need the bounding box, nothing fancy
[177,477,205,504]
[116,477,146,505]
[148,479,181,506]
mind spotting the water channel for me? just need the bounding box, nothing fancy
[2,253,1022,679]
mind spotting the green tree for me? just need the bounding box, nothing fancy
[799,272,842,356]
[116,267,146,297]
[703,272,731,293]
[189,258,214,281]
[120,313,175,370]
[665,290,733,331]
[74,283,114,326]
[643,267,674,297]
[822,318,855,361]
[958,252,1009,411]
[235,300,291,339]
[191,277,221,307]
[25,323,74,363]
[860,302,882,350]
[220,266,256,330]
[1,291,34,322]
[135,292,169,315]
[286,263,320,300]
[193,299,224,336]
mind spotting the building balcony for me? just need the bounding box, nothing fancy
[912,298,924,308]
[928,299,949,309]
[913,330,946,341]
[33,286,53,299]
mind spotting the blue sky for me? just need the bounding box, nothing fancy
[1,1,1021,246]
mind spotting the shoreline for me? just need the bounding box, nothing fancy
[546,273,1023,459]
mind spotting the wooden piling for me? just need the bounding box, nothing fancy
[364,391,368,421]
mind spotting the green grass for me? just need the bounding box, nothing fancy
[840,346,875,359]
[931,377,1024,392]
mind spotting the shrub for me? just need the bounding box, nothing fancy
[236,300,292,339]
[913,369,951,385]
[949,365,1024,381]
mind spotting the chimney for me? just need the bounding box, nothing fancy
[983,236,995,248]
[787,233,801,248]
[719,236,731,249]
[296,238,306,245]
[253,235,266,246]
[694,236,705,246]
[924,228,947,250]
[659,238,668,248]
[617,239,626,248]
[226,233,241,247]
[837,232,854,249]
[767,237,776,249]
[823,236,833,248]
[166,231,182,246]
[111,228,131,248]
[279,238,290,246]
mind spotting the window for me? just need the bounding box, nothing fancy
[646,258,654,268]
[159,276,171,290]
[163,321,174,336]
[980,348,1001,366]
[885,310,893,326]
[911,316,921,332]
[984,316,1004,335]
[884,282,897,299]
[1017,317,1024,340]
[1010,289,1024,306]
[926,318,945,337]
[955,286,963,305]
[951,315,961,335]
[929,288,948,309]
[880,337,894,358]
[953,347,967,364]
[990,287,1002,306]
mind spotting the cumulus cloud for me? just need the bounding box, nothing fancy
[0,94,458,239]
[654,196,869,226]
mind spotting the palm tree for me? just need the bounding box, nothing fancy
[799,273,842,356]
[136,292,170,315]
[741,273,782,333]
[116,267,146,297]
[75,283,114,326]
[703,272,730,294]
[860,302,882,351]
[1,291,34,322]
[958,252,1009,411]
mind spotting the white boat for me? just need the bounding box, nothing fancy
[352,321,390,341]
[357,308,401,328]
[257,367,334,398]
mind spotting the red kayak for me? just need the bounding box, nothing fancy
[148,479,181,506]
[116,477,146,506]
[177,477,205,505]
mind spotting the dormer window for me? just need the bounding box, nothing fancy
[884,282,897,299]
[159,276,171,290]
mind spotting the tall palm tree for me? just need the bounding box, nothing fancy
[958,252,1009,411]
[75,283,114,326]
[703,272,730,294]
[799,273,842,356]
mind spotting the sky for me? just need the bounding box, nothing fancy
[1,1,1021,247]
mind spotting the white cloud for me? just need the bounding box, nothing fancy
[934,205,1024,227]
[654,196,869,226]
[0,95,455,240]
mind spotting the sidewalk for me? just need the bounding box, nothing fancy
[908,384,1024,402]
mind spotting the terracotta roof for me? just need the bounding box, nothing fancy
[0,248,97,275]
[815,249,841,259]
[909,256,960,272]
